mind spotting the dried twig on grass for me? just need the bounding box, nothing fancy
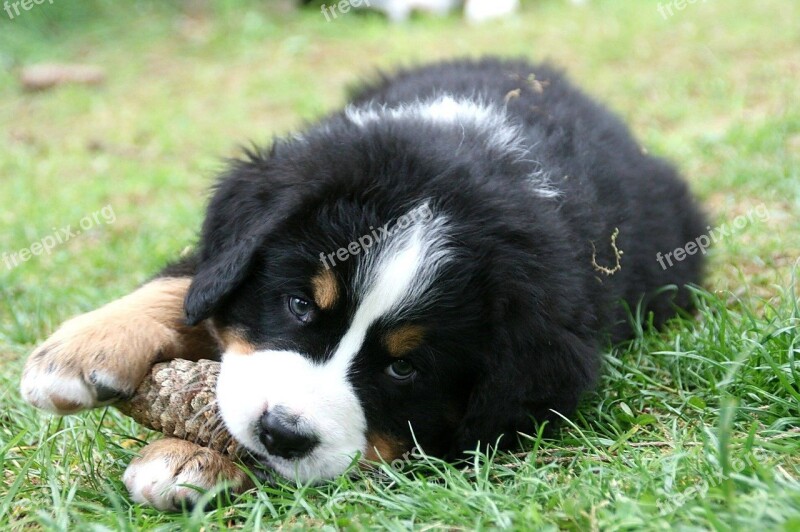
[20,64,105,91]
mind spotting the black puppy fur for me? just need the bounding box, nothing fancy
[166,57,705,461]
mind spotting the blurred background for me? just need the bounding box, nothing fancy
[1,0,797,338]
[1,0,797,344]
[1,2,799,528]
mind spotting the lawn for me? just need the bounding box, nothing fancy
[1,0,799,529]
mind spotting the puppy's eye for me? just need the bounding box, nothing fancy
[287,296,314,323]
[385,359,416,382]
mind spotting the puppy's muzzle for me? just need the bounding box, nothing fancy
[259,408,320,460]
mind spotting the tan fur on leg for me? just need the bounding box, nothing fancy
[123,438,250,511]
[20,277,218,414]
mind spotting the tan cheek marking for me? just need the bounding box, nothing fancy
[311,268,339,310]
[384,325,425,357]
[363,433,408,462]
[216,327,256,355]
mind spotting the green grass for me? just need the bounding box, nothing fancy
[1,0,799,529]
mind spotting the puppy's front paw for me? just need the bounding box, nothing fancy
[123,438,248,511]
[20,278,193,414]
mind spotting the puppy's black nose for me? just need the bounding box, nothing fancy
[258,410,319,460]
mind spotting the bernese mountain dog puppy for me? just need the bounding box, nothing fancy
[21,57,705,510]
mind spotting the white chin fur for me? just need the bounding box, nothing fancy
[216,350,367,483]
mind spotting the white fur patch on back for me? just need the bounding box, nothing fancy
[346,96,559,198]
[346,96,522,155]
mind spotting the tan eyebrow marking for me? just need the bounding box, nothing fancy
[383,325,425,358]
[311,268,340,310]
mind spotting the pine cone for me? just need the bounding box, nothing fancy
[116,359,241,456]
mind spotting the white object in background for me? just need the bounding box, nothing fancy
[464,0,520,23]
[368,0,461,22]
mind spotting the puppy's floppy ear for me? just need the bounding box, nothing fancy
[184,152,306,325]
[449,299,600,458]
[184,232,262,326]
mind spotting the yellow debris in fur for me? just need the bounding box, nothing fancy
[591,227,624,276]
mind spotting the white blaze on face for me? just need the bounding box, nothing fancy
[216,207,450,482]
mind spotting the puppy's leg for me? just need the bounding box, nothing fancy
[123,438,250,511]
[21,270,217,414]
